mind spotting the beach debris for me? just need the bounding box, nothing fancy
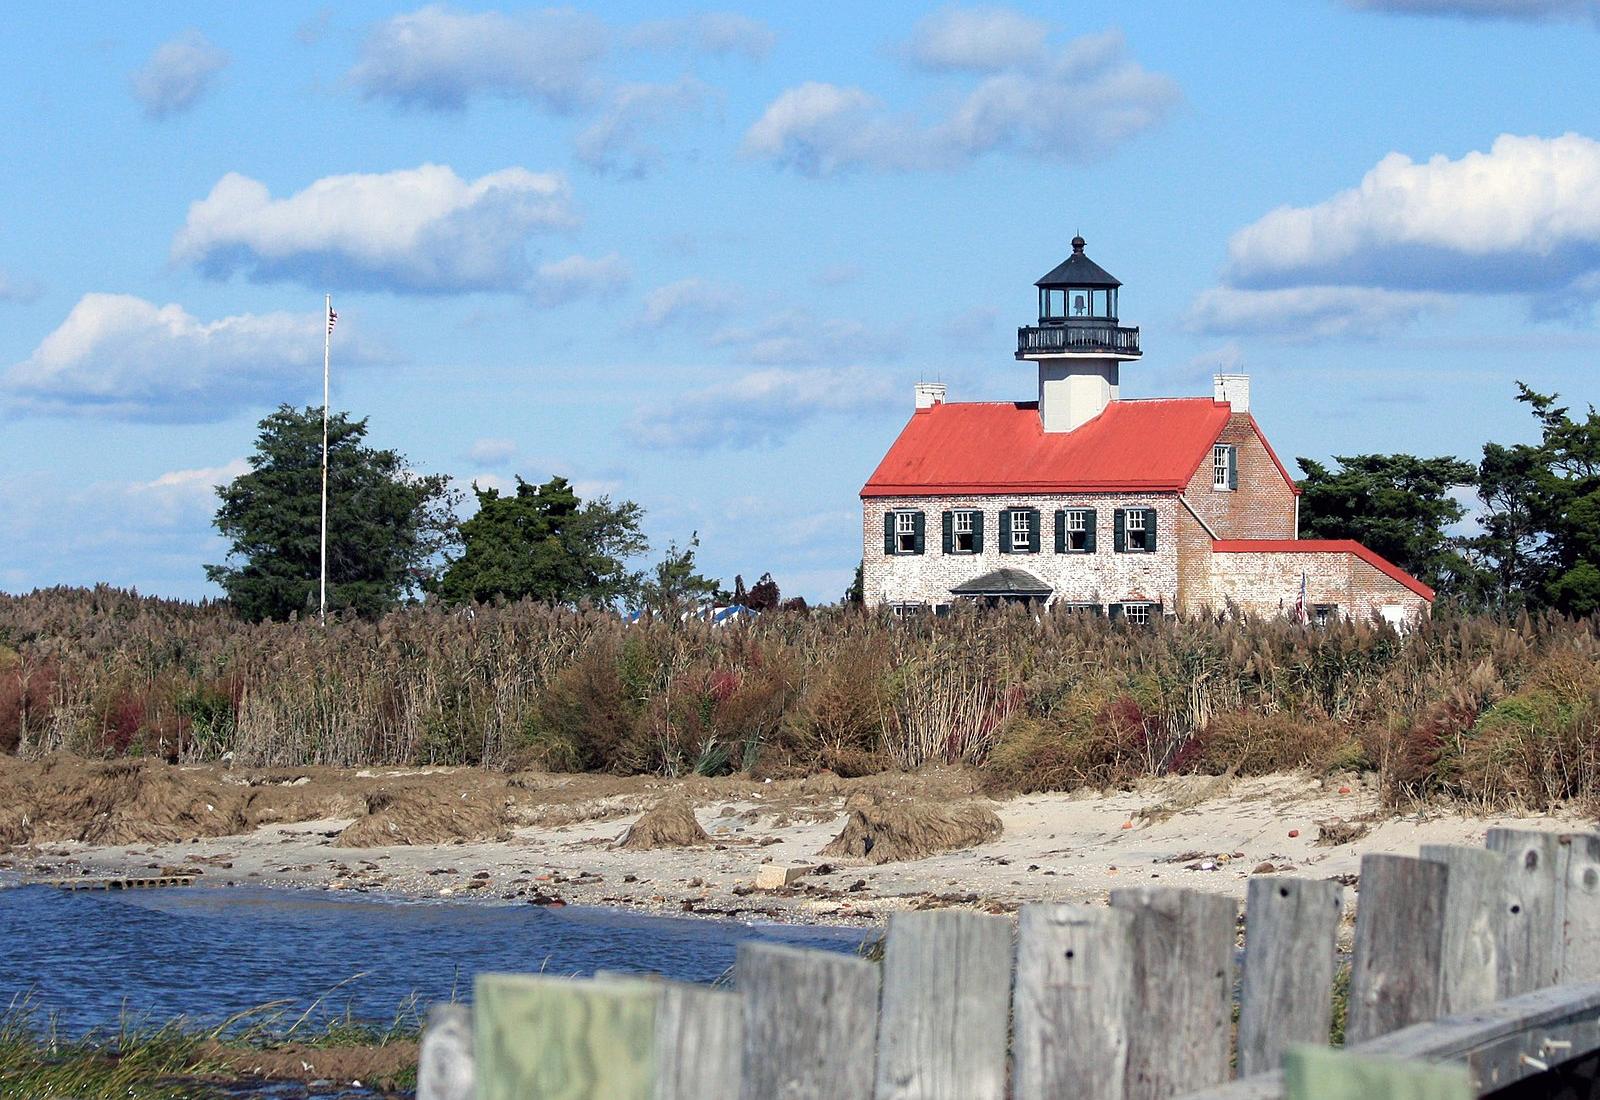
[614,796,710,850]
[819,790,1002,864]
[755,863,811,890]
[1315,818,1371,846]
[336,787,511,848]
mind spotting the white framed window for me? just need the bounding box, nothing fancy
[1123,602,1152,626]
[895,511,917,554]
[1065,509,1089,551]
[1213,444,1232,490]
[953,510,976,553]
[1125,508,1149,552]
[1010,509,1031,553]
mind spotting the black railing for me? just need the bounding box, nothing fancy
[1016,323,1141,357]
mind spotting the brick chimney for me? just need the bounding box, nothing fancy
[1213,373,1250,412]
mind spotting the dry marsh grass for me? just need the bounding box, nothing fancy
[3,586,1598,812]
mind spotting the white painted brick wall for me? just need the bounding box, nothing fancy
[861,494,1181,609]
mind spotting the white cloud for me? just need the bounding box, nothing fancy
[131,459,252,520]
[1343,0,1598,22]
[632,367,896,450]
[4,294,387,421]
[905,6,1049,71]
[349,6,607,112]
[1186,286,1455,339]
[1226,133,1600,295]
[710,310,900,365]
[532,252,631,305]
[467,437,520,466]
[129,31,229,119]
[172,164,578,294]
[575,77,714,177]
[630,13,776,59]
[743,29,1177,175]
[641,277,739,327]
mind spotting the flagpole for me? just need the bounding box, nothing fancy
[319,293,330,626]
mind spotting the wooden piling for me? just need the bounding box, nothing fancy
[474,973,658,1100]
[873,910,1012,1100]
[1347,854,1450,1044]
[1418,845,1503,1015]
[1486,828,1561,995]
[1012,904,1135,1100]
[416,1003,473,1100]
[1556,832,1600,983]
[1236,877,1345,1077]
[736,942,879,1100]
[1110,887,1236,1099]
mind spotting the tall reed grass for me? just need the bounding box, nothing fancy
[3,586,1597,810]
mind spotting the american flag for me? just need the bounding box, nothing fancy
[327,307,338,335]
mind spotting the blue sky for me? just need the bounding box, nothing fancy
[2,1,1598,603]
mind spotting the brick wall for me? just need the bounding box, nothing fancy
[1207,548,1431,622]
[1183,413,1297,540]
[861,493,1181,609]
[1174,504,1216,616]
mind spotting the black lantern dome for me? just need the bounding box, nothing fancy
[1035,235,1121,322]
[1016,235,1140,359]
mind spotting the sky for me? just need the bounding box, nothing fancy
[2,1,1598,604]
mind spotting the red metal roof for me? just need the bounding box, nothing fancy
[861,398,1234,497]
[1211,539,1436,601]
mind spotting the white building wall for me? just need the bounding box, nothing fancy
[861,493,1181,609]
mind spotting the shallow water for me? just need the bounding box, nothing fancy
[0,882,867,1036]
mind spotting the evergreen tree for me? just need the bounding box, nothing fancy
[1296,453,1477,594]
[1513,385,1600,616]
[207,405,457,621]
[638,534,721,613]
[434,476,647,606]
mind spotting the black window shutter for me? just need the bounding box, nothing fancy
[1227,445,1239,491]
[883,511,895,555]
[1145,508,1158,553]
[1084,508,1098,553]
[1027,509,1041,553]
[941,511,953,555]
[1054,510,1066,553]
[972,511,984,554]
[1114,509,1126,553]
[1108,603,1124,620]
[912,511,926,555]
[998,510,1012,555]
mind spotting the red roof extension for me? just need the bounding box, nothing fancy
[862,398,1236,497]
[1211,539,1436,601]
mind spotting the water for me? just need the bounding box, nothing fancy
[0,883,868,1036]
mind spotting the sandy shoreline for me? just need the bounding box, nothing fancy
[4,764,1590,926]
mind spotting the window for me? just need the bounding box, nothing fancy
[1213,444,1233,490]
[1311,604,1338,626]
[953,510,977,553]
[1065,509,1090,551]
[885,510,924,556]
[1125,508,1151,552]
[895,511,917,554]
[1123,603,1152,626]
[1010,509,1032,553]
[1059,603,1103,615]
